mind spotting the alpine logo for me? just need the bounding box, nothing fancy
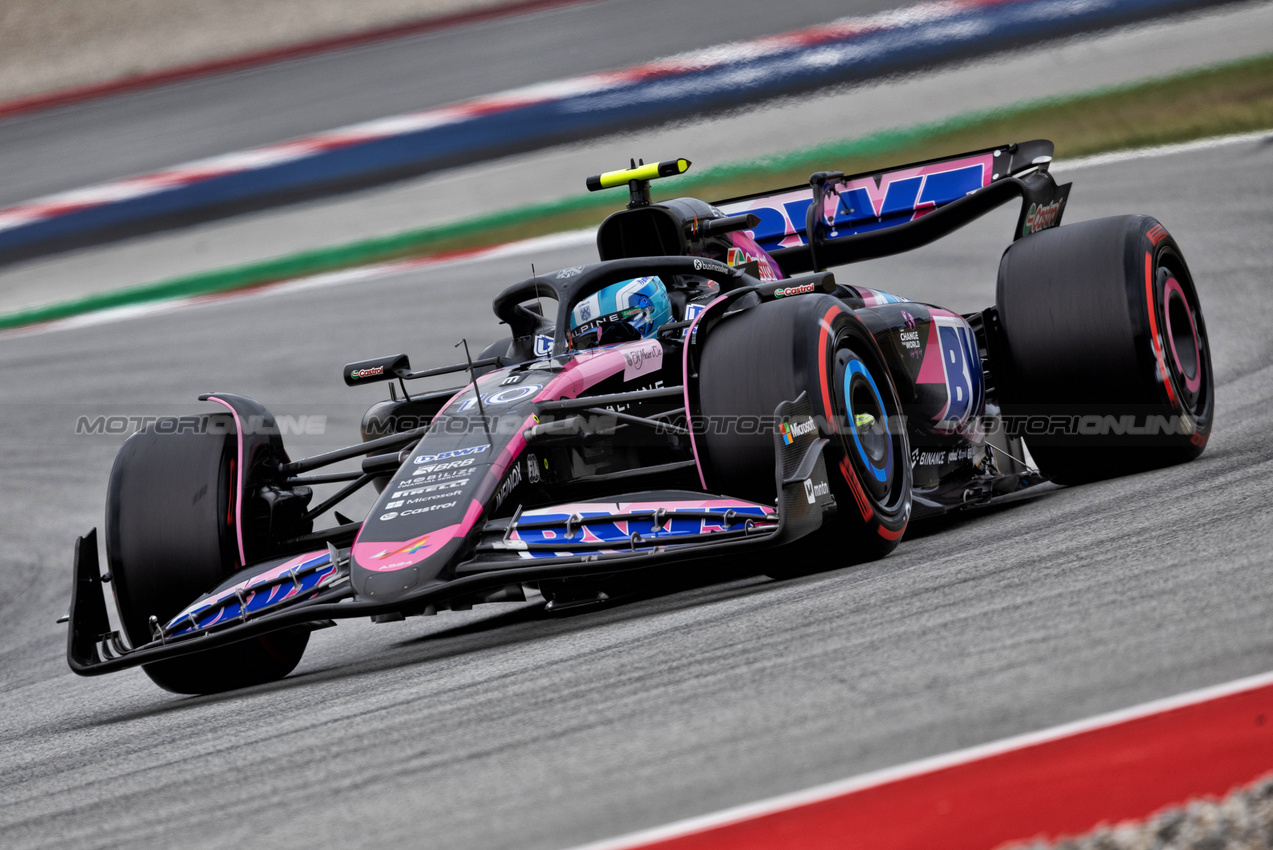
[774,282,816,299]
[1022,199,1063,237]
[780,417,817,445]
[415,445,489,464]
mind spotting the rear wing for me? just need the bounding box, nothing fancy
[716,139,1071,274]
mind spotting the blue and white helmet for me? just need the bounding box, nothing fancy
[568,276,673,349]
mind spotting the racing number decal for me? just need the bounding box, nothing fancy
[937,324,973,425]
[920,316,983,431]
[453,384,542,412]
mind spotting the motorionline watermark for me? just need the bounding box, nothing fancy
[78,410,1196,441]
[639,412,1198,438]
[74,414,328,436]
[366,411,1198,438]
[987,413,1199,437]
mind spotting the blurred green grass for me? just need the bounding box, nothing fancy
[6,53,1272,329]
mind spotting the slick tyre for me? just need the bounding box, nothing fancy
[992,216,1213,484]
[106,414,309,694]
[696,294,911,577]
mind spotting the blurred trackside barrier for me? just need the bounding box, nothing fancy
[0,0,593,121]
[0,0,1230,264]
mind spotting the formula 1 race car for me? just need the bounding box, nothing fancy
[64,140,1212,694]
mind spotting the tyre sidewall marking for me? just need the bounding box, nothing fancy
[1144,250,1180,412]
[817,304,843,436]
[817,304,875,522]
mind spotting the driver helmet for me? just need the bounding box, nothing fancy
[569,276,673,350]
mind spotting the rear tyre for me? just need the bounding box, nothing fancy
[696,295,911,578]
[106,414,309,694]
[993,216,1213,484]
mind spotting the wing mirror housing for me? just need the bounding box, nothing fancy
[343,353,410,386]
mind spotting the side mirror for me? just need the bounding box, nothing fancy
[343,353,410,387]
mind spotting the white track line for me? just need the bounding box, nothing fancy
[1053,128,1272,171]
[566,667,1273,850]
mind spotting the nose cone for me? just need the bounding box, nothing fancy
[350,501,482,600]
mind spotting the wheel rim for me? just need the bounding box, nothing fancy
[843,358,893,489]
[1152,247,1210,420]
[1163,277,1201,392]
[832,344,905,509]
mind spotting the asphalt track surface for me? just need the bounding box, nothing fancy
[0,136,1270,848]
[0,0,913,209]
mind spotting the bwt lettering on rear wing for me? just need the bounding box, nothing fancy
[716,139,1071,274]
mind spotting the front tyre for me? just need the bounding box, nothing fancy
[696,294,911,576]
[106,414,309,694]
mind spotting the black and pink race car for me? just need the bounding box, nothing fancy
[64,141,1213,694]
